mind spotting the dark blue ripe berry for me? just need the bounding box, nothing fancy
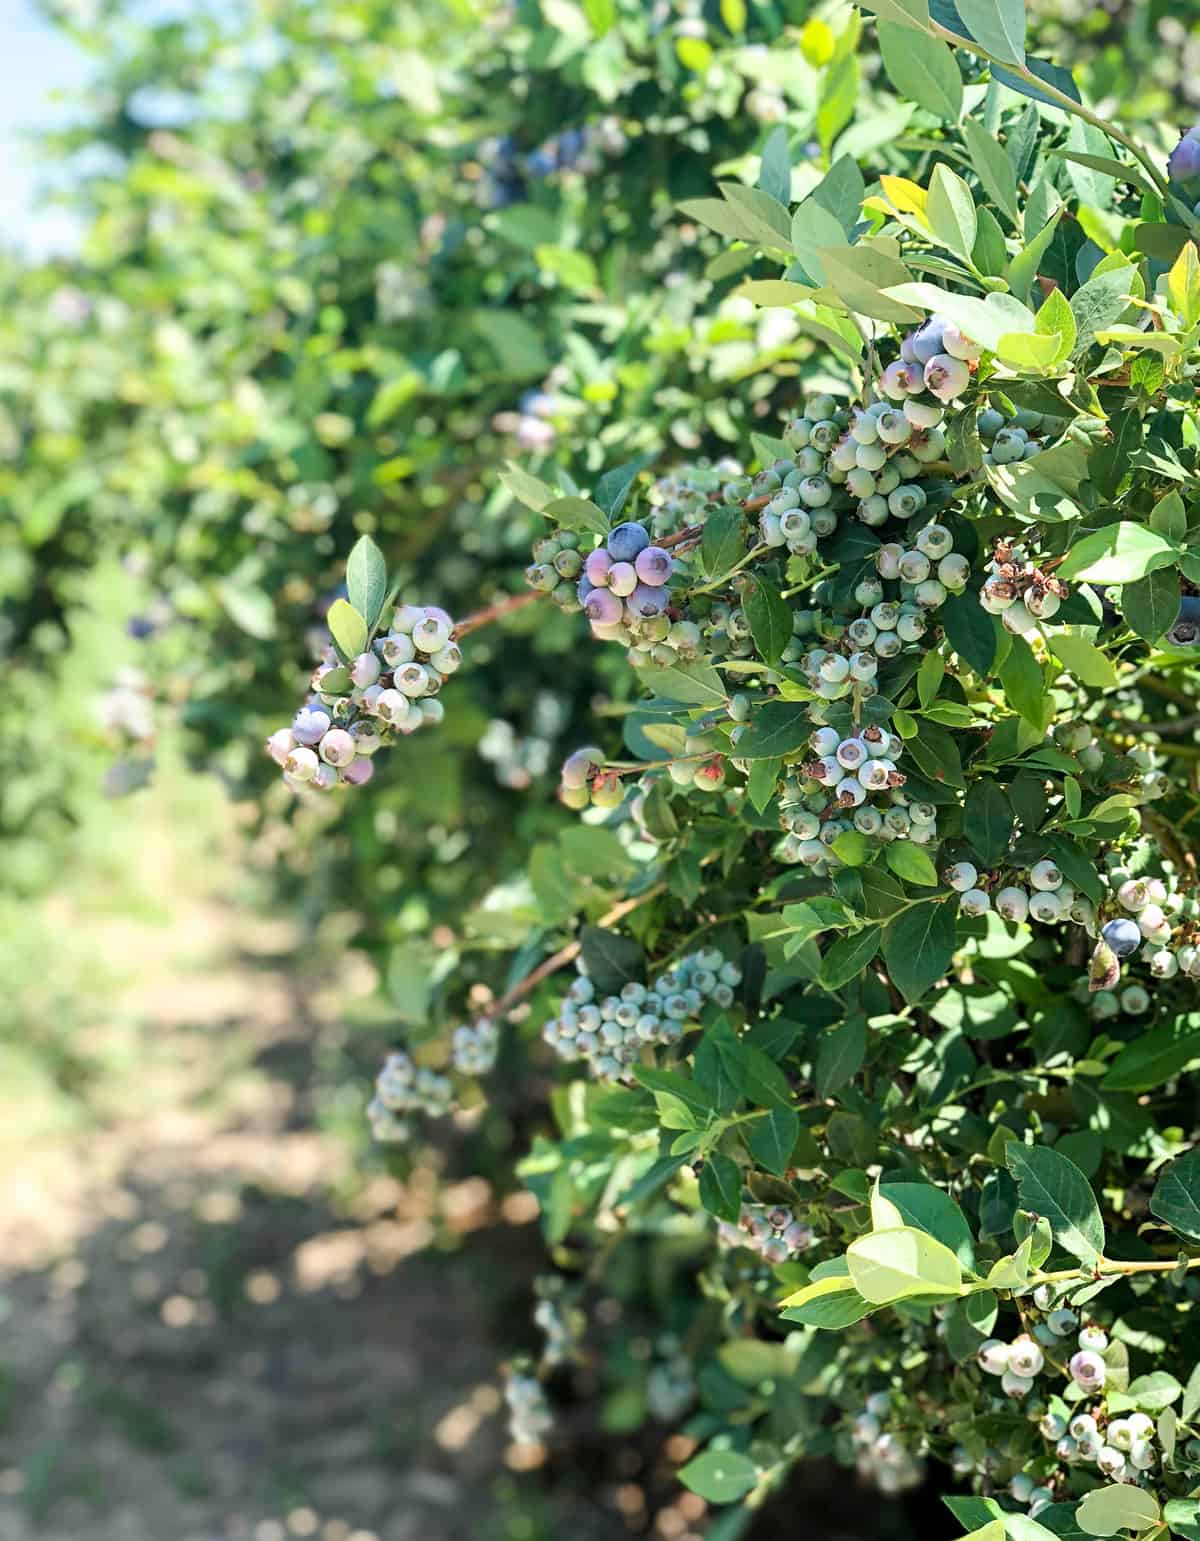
[606,521,651,563]
[1102,918,1141,958]
[1168,595,1200,647]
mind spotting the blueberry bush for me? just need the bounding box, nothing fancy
[261,6,1200,1536]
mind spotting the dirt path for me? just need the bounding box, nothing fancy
[0,761,620,1541]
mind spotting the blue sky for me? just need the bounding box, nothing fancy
[0,1,94,255]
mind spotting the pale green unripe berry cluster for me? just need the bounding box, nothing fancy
[367,1049,455,1142]
[542,949,742,1082]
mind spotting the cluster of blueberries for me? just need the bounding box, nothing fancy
[715,1202,814,1264]
[849,1392,925,1497]
[265,602,461,793]
[367,1019,499,1145]
[557,744,625,811]
[504,1370,555,1446]
[367,1050,454,1145]
[969,1318,1157,1506]
[775,726,933,873]
[476,117,628,209]
[979,537,1070,633]
[945,831,1198,1005]
[541,949,742,1082]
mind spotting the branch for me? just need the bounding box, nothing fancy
[454,588,545,639]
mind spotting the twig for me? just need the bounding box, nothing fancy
[480,884,667,1022]
[454,588,545,639]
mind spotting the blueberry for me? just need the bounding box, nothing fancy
[606,521,651,563]
[1169,129,1200,184]
[1101,917,1141,957]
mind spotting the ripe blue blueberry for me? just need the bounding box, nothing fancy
[606,522,651,563]
[1101,917,1141,957]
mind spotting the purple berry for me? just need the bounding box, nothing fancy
[634,546,673,586]
[1169,130,1200,184]
[606,521,651,563]
[342,758,375,786]
[293,706,331,746]
[627,583,669,618]
[585,548,613,586]
[911,319,946,363]
[924,353,970,402]
[266,728,295,765]
[584,588,623,626]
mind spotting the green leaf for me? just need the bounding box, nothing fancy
[745,1106,799,1176]
[927,164,977,257]
[701,505,746,577]
[1047,632,1119,689]
[732,701,814,759]
[642,661,728,706]
[811,155,867,234]
[964,779,1014,867]
[581,926,645,995]
[699,1152,744,1224]
[999,635,1049,731]
[817,48,859,159]
[962,116,1019,224]
[816,1016,867,1096]
[1069,262,1138,356]
[820,925,883,990]
[877,1182,976,1268]
[1167,240,1200,331]
[748,756,782,814]
[819,243,924,323]
[779,1276,876,1328]
[1122,566,1179,643]
[885,842,939,886]
[1058,523,1177,584]
[1075,1486,1160,1538]
[789,199,848,287]
[500,461,557,513]
[1103,1024,1200,1092]
[1151,1149,1200,1242]
[917,645,945,709]
[593,455,655,520]
[847,1225,963,1303]
[1005,1143,1104,1265]
[744,575,793,666]
[677,1449,758,1505]
[877,22,962,121]
[214,578,276,640]
[942,589,998,676]
[544,495,610,538]
[327,598,368,658]
[346,536,388,632]
[736,279,815,307]
[881,282,1037,351]
[758,124,791,204]
[1034,286,1077,363]
[955,0,1025,64]
[1150,490,1187,542]
[882,901,957,1005]
[1007,210,1063,305]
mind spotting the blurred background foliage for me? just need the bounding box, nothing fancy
[5,0,1200,1536]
